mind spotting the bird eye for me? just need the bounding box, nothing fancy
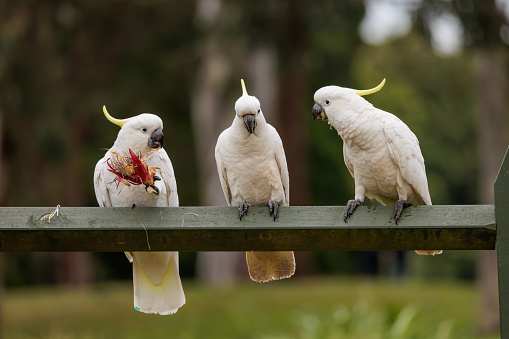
[142,128,147,132]
[257,109,261,113]
[325,100,330,105]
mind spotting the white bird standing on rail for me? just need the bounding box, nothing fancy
[93,106,185,314]
[215,79,296,281]
[312,79,442,255]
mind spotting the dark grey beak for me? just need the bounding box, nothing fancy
[312,103,327,121]
[148,128,164,148]
[243,114,257,134]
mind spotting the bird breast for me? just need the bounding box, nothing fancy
[348,144,399,192]
[222,134,284,206]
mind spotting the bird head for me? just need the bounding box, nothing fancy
[234,79,262,134]
[103,106,164,154]
[312,78,386,122]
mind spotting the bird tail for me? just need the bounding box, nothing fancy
[414,200,442,255]
[131,251,185,315]
[246,251,295,282]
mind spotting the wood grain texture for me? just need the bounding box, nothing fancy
[0,205,496,252]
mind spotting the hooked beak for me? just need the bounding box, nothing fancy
[243,114,257,133]
[312,103,327,121]
[148,128,164,148]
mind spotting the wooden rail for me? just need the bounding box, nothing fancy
[0,205,496,252]
[495,147,509,339]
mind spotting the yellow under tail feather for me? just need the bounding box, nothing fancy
[132,252,185,315]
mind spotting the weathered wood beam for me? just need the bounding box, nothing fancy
[0,205,495,252]
[495,146,509,339]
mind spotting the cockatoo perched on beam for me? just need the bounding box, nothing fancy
[215,79,296,281]
[312,79,442,256]
[94,106,185,314]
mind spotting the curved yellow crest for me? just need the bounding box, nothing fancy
[354,78,386,96]
[103,106,126,128]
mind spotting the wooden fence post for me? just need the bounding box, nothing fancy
[495,146,509,338]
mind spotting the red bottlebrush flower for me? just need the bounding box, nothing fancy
[107,148,160,193]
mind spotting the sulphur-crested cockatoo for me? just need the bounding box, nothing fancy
[312,79,441,255]
[94,106,185,313]
[215,79,296,281]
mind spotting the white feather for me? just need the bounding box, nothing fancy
[93,113,185,314]
[313,84,441,255]
[215,89,295,281]
[313,86,431,206]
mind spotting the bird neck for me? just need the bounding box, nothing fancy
[111,139,151,156]
[328,104,379,143]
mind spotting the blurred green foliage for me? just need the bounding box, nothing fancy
[3,278,499,338]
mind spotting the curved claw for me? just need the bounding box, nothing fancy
[239,201,250,221]
[269,200,279,221]
[145,185,159,194]
[344,199,362,222]
[394,199,412,224]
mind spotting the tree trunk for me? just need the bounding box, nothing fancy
[0,114,3,339]
[273,2,313,275]
[274,1,310,207]
[55,252,93,286]
[193,0,246,284]
[477,47,509,335]
[55,81,94,287]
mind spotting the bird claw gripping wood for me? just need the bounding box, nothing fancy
[344,199,362,222]
[107,148,161,194]
[269,200,279,221]
[394,199,412,225]
[239,201,250,220]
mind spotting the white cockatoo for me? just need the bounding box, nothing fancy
[312,79,441,255]
[94,106,185,314]
[215,79,296,282]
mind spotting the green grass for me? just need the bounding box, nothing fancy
[2,277,500,339]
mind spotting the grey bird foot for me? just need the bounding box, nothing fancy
[239,201,250,221]
[268,200,279,221]
[394,199,412,224]
[344,199,362,222]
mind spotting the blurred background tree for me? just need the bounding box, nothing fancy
[0,0,507,337]
[412,1,509,333]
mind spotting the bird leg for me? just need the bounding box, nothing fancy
[344,199,362,222]
[268,200,279,221]
[239,201,250,221]
[394,199,412,224]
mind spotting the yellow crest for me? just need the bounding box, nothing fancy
[103,106,126,128]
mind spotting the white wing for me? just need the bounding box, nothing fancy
[93,153,113,208]
[152,148,179,207]
[215,131,233,206]
[384,117,431,205]
[272,128,290,206]
[343,142,355,179]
